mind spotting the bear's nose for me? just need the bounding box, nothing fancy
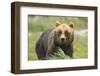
[61,38,65,41]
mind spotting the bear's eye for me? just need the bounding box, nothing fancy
[58,30,62,36]
[64,30,69,36]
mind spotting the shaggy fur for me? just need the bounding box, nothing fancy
[35,22,74,60]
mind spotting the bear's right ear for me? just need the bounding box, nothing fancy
[69,23,74,28]
[56,21,61,27]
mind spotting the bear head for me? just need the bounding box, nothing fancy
[54,21,74,46]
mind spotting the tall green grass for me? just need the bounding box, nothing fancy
[28,16,88,32]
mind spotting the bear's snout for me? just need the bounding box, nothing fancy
[60,37,66,42]
[60,34,66,42]
[60,33,69,42]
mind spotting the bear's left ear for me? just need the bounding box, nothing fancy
[69,23,74,28]
[56,21,61,27]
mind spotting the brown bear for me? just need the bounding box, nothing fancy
[35,21,74,60]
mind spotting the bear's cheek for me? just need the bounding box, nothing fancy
[64,33,72,43]
[65,34,70,40]
[55,32,62,43]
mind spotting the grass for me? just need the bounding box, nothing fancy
[28,15,88,60]
[28,32,40,60]
[73,36,88,58]
[28,16,88,32]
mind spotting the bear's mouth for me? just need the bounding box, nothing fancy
[60,41,66,45]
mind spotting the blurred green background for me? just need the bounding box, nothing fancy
[28,15,88,60]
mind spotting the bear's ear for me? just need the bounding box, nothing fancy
[69,23,74,28]
[56,21,61,27]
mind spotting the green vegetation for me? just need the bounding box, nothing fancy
[28,16,88,32]
[28,15,88,60]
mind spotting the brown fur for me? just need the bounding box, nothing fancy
[36,21,74,60]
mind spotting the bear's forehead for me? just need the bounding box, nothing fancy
[56,24,72,32]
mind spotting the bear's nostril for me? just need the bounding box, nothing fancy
[61,38,64,41]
